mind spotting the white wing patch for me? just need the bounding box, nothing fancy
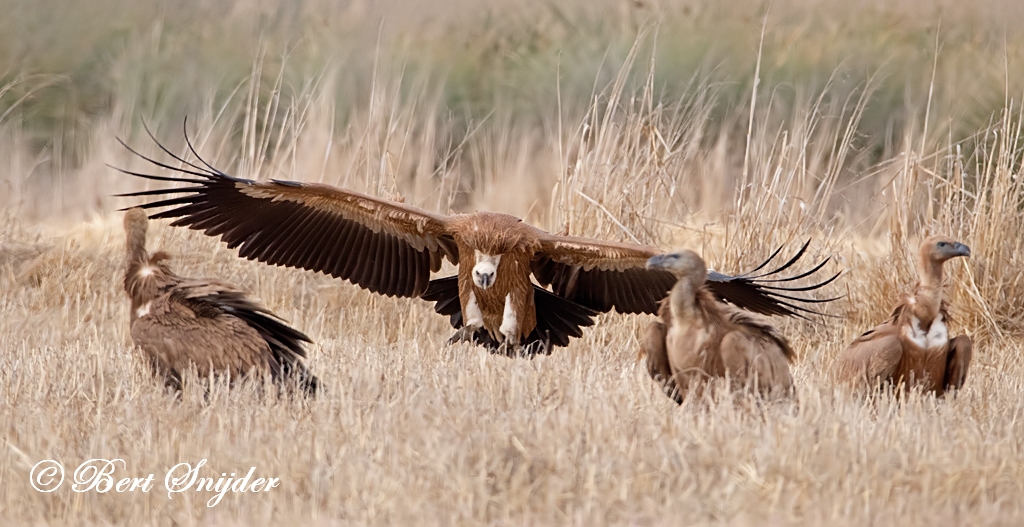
[465,291,484,328]
[903,315,948,349]
[136,302,152,319]
[138,266,155,278]
[499,293,518,341]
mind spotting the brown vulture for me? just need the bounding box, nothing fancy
[115,126,838,356]
[642,250,799,402]
[835,236,972,396]
[123,207,318,392]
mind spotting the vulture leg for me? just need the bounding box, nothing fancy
[643,320,680,403]
[944,334,972,394]
[495,339,525,358]
[446,326,479,346]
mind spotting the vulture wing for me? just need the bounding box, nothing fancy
[115,126,459,298]
[533,235,839,318]
[173,279,319,391]
[531,235,676,314]
[834,323,903,389]
[641,317,679,402]
[944,335,972,392]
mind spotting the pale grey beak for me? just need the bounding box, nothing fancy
[646,254,673,270]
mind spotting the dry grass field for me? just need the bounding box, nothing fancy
[3,0,1024,524]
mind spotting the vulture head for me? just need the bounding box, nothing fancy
[449,212,542,291]
[472,251,500,290]
[647,250,707,293]
[921,235,971,264]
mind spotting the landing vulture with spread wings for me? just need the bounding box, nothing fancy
[123,207,319,392]
[116,126,838,356]
[642,250,801,402]
[835,236,972,395]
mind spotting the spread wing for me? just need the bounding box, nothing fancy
[115,124,459,298]
[531,235,676,314]
[532,235,839,318]
[834,322,904,389]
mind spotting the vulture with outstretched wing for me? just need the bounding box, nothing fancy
[123,208,318,392]
[642,250,799,402]
[116,126,838,356]
[835,236,972,395]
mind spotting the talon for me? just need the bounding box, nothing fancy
[447,326,477,346]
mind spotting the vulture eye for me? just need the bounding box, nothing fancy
[937,241,948,248]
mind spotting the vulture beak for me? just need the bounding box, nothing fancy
[646,253,673,270]
[472,258,498,290]
[952,242,971,258]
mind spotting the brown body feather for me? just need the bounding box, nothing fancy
[123,208,317,392]
[450,213,541,343]
[116,127,838,355]
[643,251,794,402]
[835,236,973,396]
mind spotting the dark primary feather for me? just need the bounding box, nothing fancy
[532,256,678,314]
[704,240,842,319]
[534,241,839,319]
[114,124,452,298]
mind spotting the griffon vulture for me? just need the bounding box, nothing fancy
[123,208,318,392]
[115,126,838,356]
[835,236,972,395]
[642,250,801,402]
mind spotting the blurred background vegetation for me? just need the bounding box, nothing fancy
[2,0,1023,234]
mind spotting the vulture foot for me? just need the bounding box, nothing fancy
[446,326,479,346]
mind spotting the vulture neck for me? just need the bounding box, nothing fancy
[668,279,701,323]
[126,229,148,268]
[913,253,945,322]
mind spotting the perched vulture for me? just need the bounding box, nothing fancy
[123,208,318,392]
[835,236,972,396]
[115,126,838,356]
[642,250,802,402]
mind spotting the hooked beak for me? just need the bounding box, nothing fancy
[646,254,671,270]
[953,242,971,258]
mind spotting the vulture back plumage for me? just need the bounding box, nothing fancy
[123,208,318,393]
